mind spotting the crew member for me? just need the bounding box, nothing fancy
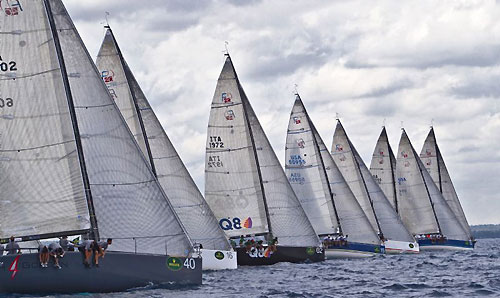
[6,236,20,255]
[49,242,64,269]
[79,239,94,267]
[38,244,49,268]
[0,243,4,256]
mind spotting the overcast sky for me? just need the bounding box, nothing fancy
[65,0,500,225]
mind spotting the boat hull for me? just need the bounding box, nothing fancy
[0,251,202,294]
[418,239,475,251]
[324,242,383,259]
[384,240,420,254]
[235,245,324,266]
[195,249,237,270]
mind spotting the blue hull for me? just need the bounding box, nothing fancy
[325,242,384,255]
[418,239,475,250]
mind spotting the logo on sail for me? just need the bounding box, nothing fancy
[426,160,432,166]
[293,116,301,124]
[221,92,232,103]
[401,151,408,158]
[0,0,23,16]
[225,109,235,120]
[296,138,305,149]
[101,70,114,83]
[335,144,343,152]
[425,149,432,156]
[379,149,384,155]
[378,158,384,165]
[219,217,252,230]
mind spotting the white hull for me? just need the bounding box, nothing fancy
[325,249,376,259]
[384,240,420,254]
[419,245,473,251]
[195,249,238,270]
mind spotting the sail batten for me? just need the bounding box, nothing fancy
[97,28,230,250]
[205,56,319,247]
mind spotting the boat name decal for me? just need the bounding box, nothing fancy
[208,136,224,148]
[214,251,225,260]
[289,172,305,184]
[166,257,182,271]
[288,155,306,166]
[207,155,223,168]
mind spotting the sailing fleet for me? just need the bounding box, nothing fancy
[0,0,475,294]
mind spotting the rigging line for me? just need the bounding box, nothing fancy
[90,179,156,186]
[206,145,252,153]
[0,68,58,80]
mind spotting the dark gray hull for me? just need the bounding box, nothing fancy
[0,251,202,294]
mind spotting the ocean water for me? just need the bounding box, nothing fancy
[9,238,499,298]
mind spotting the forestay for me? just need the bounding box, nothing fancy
[286,97,379,245]
[47,0,193,255]
[97,28,231,251]
[0,0,90,240]
[370,127,398,212]
[420,127,472,239]
[205,56,319,247]
[396,130,468,240]
[332,122,414,243]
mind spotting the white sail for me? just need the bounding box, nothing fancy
[205,56,319,247]
[396,129,469,240]
[285,97,338,235]
[46,0,193,255]
[0,0,90,240]
[97,28,231,251]
[420,127,472,238]
[286,97,380,244]
[369,127,398,211]
[331,122,414,243]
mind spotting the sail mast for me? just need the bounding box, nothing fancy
[300,96,342,235]
[106,26,157,176]
[42,0,98,241]
[232,55,273,237]
[408,129,442,234]
[339,120,383,238]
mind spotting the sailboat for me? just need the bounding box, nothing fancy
[285,95,383,258]
[419,127,475,247]
[204,55,324,265]
[0,0,201,293]
[369,127,399,212]
[96,27,237,270]
[395,129,474,250]
[331,121,419,253]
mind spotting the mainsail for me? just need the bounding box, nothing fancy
[420,127,472,238]
[285,96,379,244]
[396,129,469,240]
[96,28,231,251]
[1,0,193,256]
[369,127,398,212]
[331,121,414,243]
[205,55,319,247]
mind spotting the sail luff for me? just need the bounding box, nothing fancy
[387,132,399,213]
[42,0,98,240]
[412,135,443,234]
[305,108,342,234]
[106,27,157,177]
[238,82,273,237]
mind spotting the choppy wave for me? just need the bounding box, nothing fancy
[18,238,500,297]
